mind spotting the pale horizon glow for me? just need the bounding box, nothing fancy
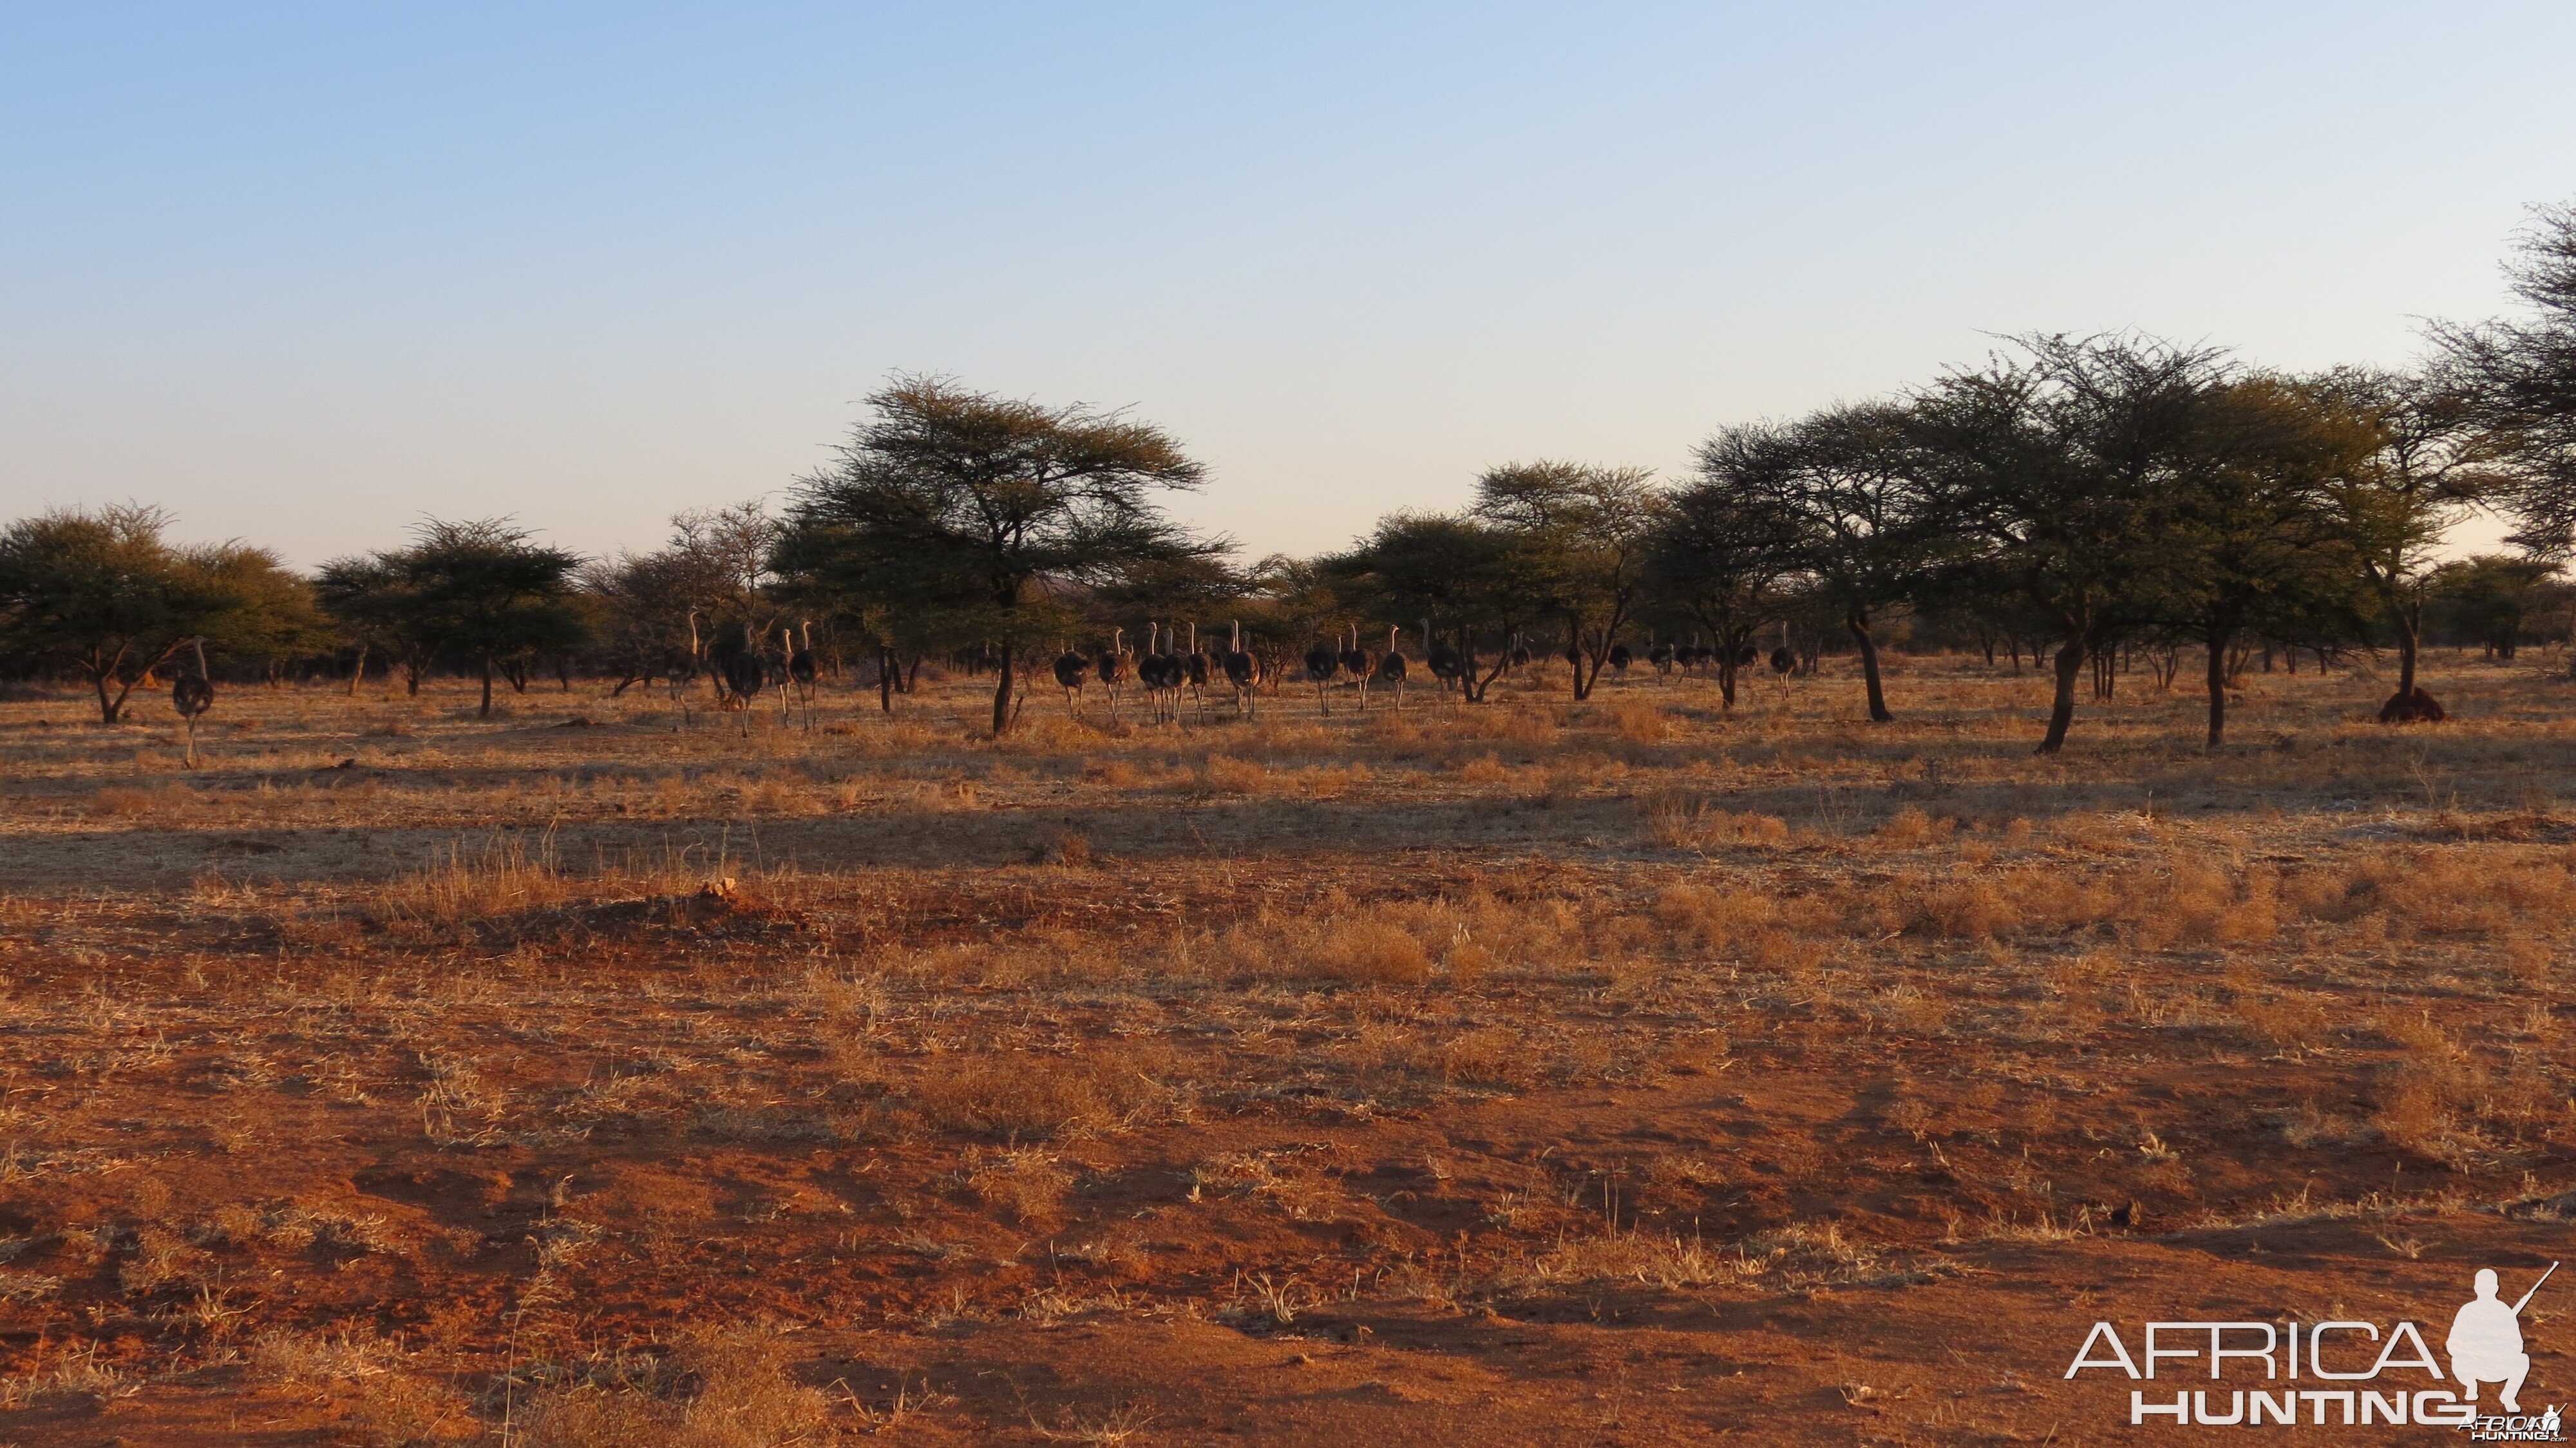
[3,3,2570,569]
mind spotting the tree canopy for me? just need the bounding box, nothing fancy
[0,504,317,722]
[783,376,1215,734]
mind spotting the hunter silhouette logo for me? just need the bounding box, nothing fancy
[2063,1260,2561,1434]
[2457,1264,2561,1442]
[2455,1264,2552,1413]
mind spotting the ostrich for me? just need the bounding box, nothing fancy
[1302,632,1341,716]
[663,608,704,725]
[1135,624,1160,721]
[1097,627,1132,719]
[1769,645,1796,676]
[1338,625,1374,709]
[1508,633,1531,669]
[1607,642,1633,676]
[1141,624,1184,723]
[1421,616,1464,701]
[788,620,819,728]
[1052,642,1090,718]
[1223,620,1261,719]
[775,627,800,725]
[1183,623,1211,720]
[1374,624,1409,709]
[1158,624,1188,722]
[1649,639,1676,676]
[172,638,214,769]
[720,626,767,727]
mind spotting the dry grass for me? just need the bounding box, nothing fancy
[4,653,2575,1441]
[516,1328,834,1448]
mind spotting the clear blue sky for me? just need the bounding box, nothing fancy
[3,2,2570,566]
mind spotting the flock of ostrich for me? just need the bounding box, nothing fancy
[153,611,1800,738]
[1035,622,1795,724]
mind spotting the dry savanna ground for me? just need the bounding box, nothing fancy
[3,649,2575,1445]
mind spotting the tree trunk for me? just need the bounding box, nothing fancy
[2038,635,2085,754]
[1470,633,1505,702]
[1848,611,1892,723]
[94,672,120,724]
[878,645,895,715]
[479,660,495,718]
[2395,608,2420,698]
[2204,628,2229,748]
[989,638,1014,736]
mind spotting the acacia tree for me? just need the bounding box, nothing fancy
[1909,336,2235,754]
[2428,554,2567,658]
[784,377,1213,736]
[325,520,589,718]
[204,546,336,684]
[1646,455,1807,708]
[0,504,308,723]
[419,520,591,716]
[583,501,786,696]
[2438,201,2576,553]
[316,553,436,696]
[2305,366,2499,711]
[1730,406,1927,722]
[1468,461,1662,701]
[1339,513,1532,700]
[2152,376,2378,747]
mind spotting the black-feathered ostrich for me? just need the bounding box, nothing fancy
[1141,624,1184,723]
[172,638,214,768]
[1183,624,1212,720]
[719,624,767,708]
[775,625,811,728]
[1650,638,1676,677]
[1374,624,1409,709]
[1338,625,1374,709]
[1096,627,1132,719]
[1423,616,1464,700]
[1224,621,1261,718]
[1607,642,1633,676]
[788,620,819,729]
[1303,632,1341,716]
[719,647,766,736]
[1052,642,1090,718]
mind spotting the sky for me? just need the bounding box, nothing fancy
[3,2,2571,568]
